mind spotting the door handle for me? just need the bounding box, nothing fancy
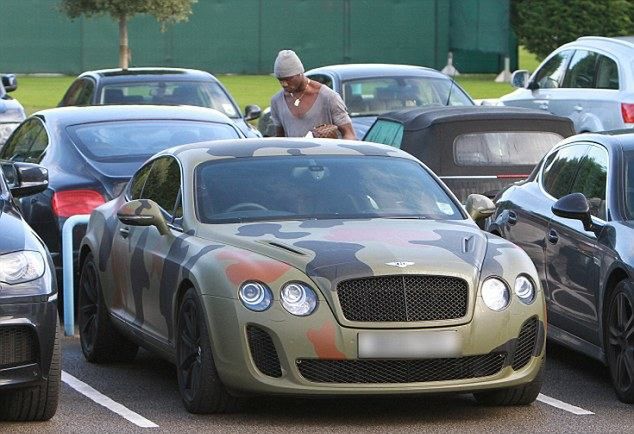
[508,211,517,225]
[547,229,559,244]
[119,227,130,238]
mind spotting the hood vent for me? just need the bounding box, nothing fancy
[265,241,306,256]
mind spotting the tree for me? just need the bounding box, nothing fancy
[59,0,198,69]
[512,0,633,59]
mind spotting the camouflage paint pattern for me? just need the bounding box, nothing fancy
[80,138,545,395]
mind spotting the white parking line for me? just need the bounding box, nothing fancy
[537,393,594,415]
[62,371,159,428]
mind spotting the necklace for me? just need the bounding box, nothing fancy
[289,79,310,106]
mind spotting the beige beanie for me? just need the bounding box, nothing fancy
[274,50,304,78]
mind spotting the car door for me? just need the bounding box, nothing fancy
[507,50,574,114]
[125,156,183,343]
[546,144,607,345]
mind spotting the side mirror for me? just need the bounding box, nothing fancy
[552,192,598,233]
[1,74,18,93]
[511,70,529,89]
[244,104,262,121]
[465,194,496,223]
[117,199,169,235]
[1,161,48,197]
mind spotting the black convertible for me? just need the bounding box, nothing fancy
[0,160,59,420]
[363,106,575,202]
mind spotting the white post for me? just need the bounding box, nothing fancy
[495,56,512,82]
[441,52,460,76]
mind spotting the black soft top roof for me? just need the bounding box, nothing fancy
[377,106,574,132]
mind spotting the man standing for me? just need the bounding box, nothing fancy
[270,50,356,139]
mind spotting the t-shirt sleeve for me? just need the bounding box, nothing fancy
[270,94,281,127]
[329,90,352,126]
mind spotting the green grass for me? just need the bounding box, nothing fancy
[13,47,543,115]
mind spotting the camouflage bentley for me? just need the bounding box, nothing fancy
[79,138,546,413]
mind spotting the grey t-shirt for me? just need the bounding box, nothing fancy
[270,85,352,137]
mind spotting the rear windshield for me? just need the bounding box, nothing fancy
[100,81,240,118]
[364,120,404,146]
[195,156,464,223]
[454,131,563,166]
[67,120,239,162]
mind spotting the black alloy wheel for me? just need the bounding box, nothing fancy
[78,252,138,363]
[176,288,237,413]
[605,280,634,403]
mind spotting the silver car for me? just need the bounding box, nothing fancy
[499,36,634,133]
[0,74,26,147]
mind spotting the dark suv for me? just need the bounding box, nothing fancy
[0,74,26,147]
[0,160,59,421]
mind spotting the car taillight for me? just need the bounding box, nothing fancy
[621,103,634,123]
[52,190,105,218]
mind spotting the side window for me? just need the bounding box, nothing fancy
[534,50,573,89]
[128,163,153,200]
[570,145,608,220]
[541,144,589,199]
[60,80,84,106]
[563,50,598,88]
[0,119,45,162]
[363,120,404,147]
[596,55,619,90]
[141,157,182,217]
[25,123,49,162]
[307,74,333,89]
[75,79,95,105]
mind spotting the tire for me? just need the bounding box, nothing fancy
[0,325,61,421]
[78,252,138,363]
[604,280,634,403]
[176,287,238,414]
[474,359,544,406]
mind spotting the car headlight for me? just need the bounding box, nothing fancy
[481,277,510,311]
[280,282,317,316]
[514,275,535,304]
[238,281,273,312]
[0,251,45,285]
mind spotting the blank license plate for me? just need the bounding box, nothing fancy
[358,330,461,359]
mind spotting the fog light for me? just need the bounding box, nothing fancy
[481,277,510,311]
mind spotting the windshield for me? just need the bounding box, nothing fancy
[67,120,240,163]
[195,156,464,223]
[100,81,240,118]
[342,76,473,116]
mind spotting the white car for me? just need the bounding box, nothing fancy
[0,74,26,147]
[499,36,634,133]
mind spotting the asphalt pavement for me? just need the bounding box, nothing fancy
[5,336,633,433]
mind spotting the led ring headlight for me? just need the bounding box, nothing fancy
[481,277,510,311]
[280,282,317,316]
[238,281,272,312]
[514,275,535,304]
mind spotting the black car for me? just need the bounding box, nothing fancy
[0,160,59,421]
[489,130,634,403]
[0,74,26,147]
[363,106,575,202]
[58,67,262,138]
[0,105,244,298]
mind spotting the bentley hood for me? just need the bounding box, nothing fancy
[200,218,487,293]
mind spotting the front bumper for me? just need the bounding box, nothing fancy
[203,294,545,396]
[0,297,58,390]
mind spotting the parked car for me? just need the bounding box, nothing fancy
[0,105,244,301]
[0,74,26,147]
[489,130,634,403]
[58,67,262,138]
[0,160,59,421]
[363,106,574,202]
[499,36,634,133]
[258,64,475,138]
[79,137,545,413]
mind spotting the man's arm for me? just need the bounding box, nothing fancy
[338,123,356,140]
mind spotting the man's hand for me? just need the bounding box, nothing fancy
[338,123,356,140]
